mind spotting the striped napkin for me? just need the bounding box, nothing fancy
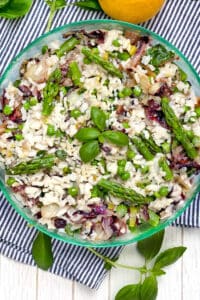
[0,0,199,290]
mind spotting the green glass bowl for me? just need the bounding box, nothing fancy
[0,20,200,248]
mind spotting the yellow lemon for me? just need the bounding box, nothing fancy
[99,0,165,24]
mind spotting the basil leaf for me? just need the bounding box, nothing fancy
[115,284,141,300]
[32,232,54,270]
[137,230,164,260]
[79,140,100,162]
[0,0,33,18]
[73,0,103,11]
[91,106,107,131]
[75,127,101,142]
[102,130,129,147]
[0,0,9,8]
[151,268,166,276]
[154,246,187,269]
[148,44,175,67]
[140,276,158,300]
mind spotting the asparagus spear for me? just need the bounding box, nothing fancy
[56,37,79,58]
[140,134,162,154]
[161,97,197,159]
[81,47,123,78]
[132,136,154,161]
[7,154,55,175]
[97,178,152,205]
[159,157,173,181]
[68,61,82,87]
[42,68,61,116]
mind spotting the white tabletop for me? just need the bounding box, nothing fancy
[0,227,200,300]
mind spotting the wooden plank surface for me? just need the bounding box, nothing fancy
[0,227,200,300]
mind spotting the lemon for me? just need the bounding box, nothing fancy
[99,0,165,24]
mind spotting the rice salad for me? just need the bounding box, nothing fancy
[0,29,200,241]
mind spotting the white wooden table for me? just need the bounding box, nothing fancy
[0,227,200,300]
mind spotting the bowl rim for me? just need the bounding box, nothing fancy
[0,19,200,248]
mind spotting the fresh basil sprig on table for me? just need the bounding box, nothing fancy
[75,106,129,162]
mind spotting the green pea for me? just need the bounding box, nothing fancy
[70,109,82,119]
[63,166,71,174]
[195,107,200,117]
[117,166,125,175]
[42,45,48,54]
[122,122,130,129]
[133,86,142,97]
[47,124,55,136]
[6,177,16,186]
[68,186,79,197]
[158,186,169,197]
[29,97,38,106]
[117,52,130,61]
[126,149,136,160]
[15,134,24,141]
[112,39,121,47]
[121,171,130,181]
[23,101,31,111]
[3,105,13,116]
[117,159,126,167]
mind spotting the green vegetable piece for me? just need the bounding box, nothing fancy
[82,47,123,78]
[117,51,130,61]
[42,45,48,54]
[65,224,75,236]
[159,157,173,181]
[15,133,24,141]
[179,67,187,82]
[137,230,165,260]
[119,87,132,98]
[158,186,169,197]
[47,124,56,136]
[122,122,130,129]
[56,37,79,57]
[68,186,79,197]
[161,141,171,154]
[154,246,187,270]
[132,137,154,161]
[7,154,55,175]
[55,150,67,160]
[141,134,162,154]
[117,159,126,167]
[102,130,129,147]
[29,97,38,106]
[126,149,136,160]
[140,165,149,174]
[63,166,71,174]
[73,0,103,11]
[0,0,33,19]
[79,140,100,163]
[133,85,142,97]
[98,178,152,205]
[112,39,121,47]
[192,136,200,147]
[42,68,62,116]
[120,171,130,181]
[116,204,128,217]
[161,97,197,159]
[140,276,158,300]
[195,106,200,117]
[6,177,16,186]
[13,79,21,88]
[148,44,175,67]
[32,232,53,270]
[70,108,82,119]
[91,106,107,131]
[68,61,82,86]
[115,284,141,300]
[3,105,13,115]
[75,127,101,142]
[148,210,160,227]
[23,101,31,111]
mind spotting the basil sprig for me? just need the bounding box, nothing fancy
[75,106,129,162]
[0,0,33,18]
[32,232,53,270]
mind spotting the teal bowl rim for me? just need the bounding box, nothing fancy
[0,19,200,248]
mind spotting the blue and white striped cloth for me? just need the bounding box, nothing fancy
[0,0,199,289]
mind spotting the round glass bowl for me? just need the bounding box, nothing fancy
[0,20,200,248]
